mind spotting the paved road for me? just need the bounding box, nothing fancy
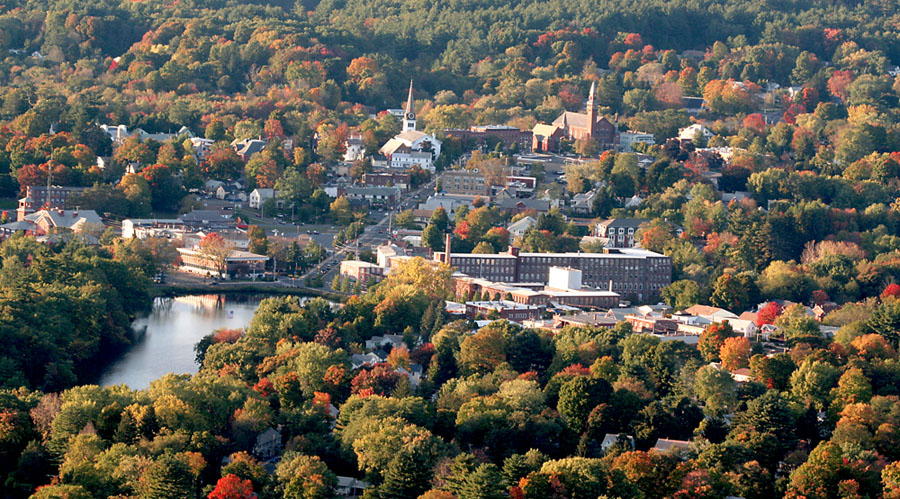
[301,179,436,290]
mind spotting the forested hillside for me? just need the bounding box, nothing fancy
[3,0,900,497]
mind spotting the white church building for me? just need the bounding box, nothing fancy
[379,80,441,171]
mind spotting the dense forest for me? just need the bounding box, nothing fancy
[5,261,900,498]
[3,0,900,497]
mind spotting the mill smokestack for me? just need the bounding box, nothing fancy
[444,233,452,265]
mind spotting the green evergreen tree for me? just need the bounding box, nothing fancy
[141,452,196,499]
[379,449,433,499]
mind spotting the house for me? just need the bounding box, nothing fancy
[677,123,713,142]
[680,97,707,114]
[682,304,739,322]
[335,476,370,497]
[653,438,691,453]
[217,184,248,202]
[189,137,215,160]
[531,82,619,152]
[365,334,405,351]
[232,138,267,161]
[204,180,224,194]
[343,186,401,207]
[595,218,648,248]
[571,190,598,214]
[252,427,282,460]
[249,188,276,209]
[731,368,753,383]
[496,198,550,215]
[396,364,423,388]
[3,209,104,238]
[624,195,643,208]
[344,134,366,162]
[619,131,656,152]
[507,216,537,242]
[723,318,758,338]
[351,353,383,369]
[601,434,635,452]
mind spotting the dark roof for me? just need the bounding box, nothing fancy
[680,97,706,109]
[180,210,234,223]
[497,198,550,211]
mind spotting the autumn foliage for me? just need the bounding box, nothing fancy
[208,474,254,499]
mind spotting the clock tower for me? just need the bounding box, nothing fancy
[402,80,416,132]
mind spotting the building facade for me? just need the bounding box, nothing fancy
[444,125,532,151]
[595,218,649,248]
[437,246,671,301]
[440,170,491,196]
[17,185,88,221]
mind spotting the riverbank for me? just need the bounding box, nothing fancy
[151,283,347,302]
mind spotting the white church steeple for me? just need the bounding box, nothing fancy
[402,80,416,132]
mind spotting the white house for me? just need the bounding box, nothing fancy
[344,135,366,162]
[189,137,215,160]
[507,216,536,243]
[723,318,758,338]
[677,123,713,142]
[252,427,282,460]
[619,131,656,152]
[249,188,276,209]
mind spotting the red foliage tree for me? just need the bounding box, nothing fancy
[350,363,403,396]
[882,283,900,299]
[208,474,254,499]
[827,70,854,102]
[624,33,643,48]
[213,328,244,344]
[742,114,767,135]
[757,302,783,325]
[410,343,435,365]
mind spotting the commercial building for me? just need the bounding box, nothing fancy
[122,219,186,239]
[440,170,491,196]
[444,125,532,151]
[464,300,542,321]
[340,260,385,288]
[17,185,88,221]
[436,246,671,301]
[453,266,621,309]
[363,172,411,190]
[176,247,268,279]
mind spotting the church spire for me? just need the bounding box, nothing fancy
[587,80,597,137]
[403,80,417,132]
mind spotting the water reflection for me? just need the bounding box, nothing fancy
[98,294,264,389]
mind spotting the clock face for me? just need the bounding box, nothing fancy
[405,112,416,120]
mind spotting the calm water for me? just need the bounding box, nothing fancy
[98,294,263,389]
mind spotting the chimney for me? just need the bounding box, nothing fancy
[444,233,452,265]
[609,280,613,292]
[508,246,520,257]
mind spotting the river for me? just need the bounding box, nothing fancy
[98,294,265,389]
